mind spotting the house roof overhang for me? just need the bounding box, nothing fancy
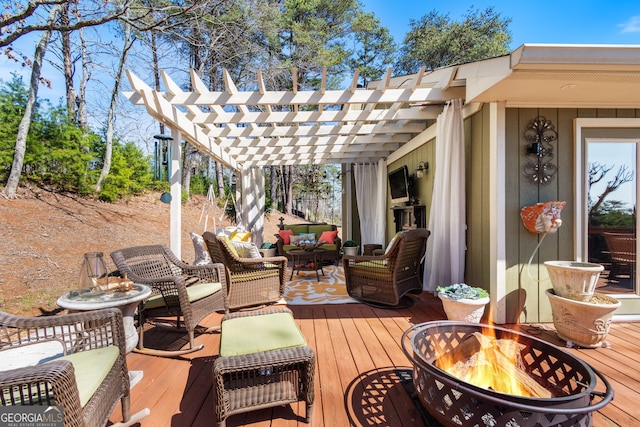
[465,44,640,108]
[123,44,640,171]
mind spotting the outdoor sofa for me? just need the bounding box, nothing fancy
[275,223,341,265]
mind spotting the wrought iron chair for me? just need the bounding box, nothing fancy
[110,245,227,357]
[0,308,148,427]
[343,228,430,308]
[202,232,287,310]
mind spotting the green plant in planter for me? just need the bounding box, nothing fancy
[343,240,358,247]
[436,283,489,300]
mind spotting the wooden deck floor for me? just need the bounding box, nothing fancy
[109,293,640,426]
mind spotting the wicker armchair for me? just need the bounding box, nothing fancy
[202,232,287,310]
[110,245,226,357]
[343,228,430,308]
[603,232,636,279]
[0,308,147,427]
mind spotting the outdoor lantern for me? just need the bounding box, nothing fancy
[78,252,109,293]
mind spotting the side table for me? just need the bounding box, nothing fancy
[287,248,326,282]
[57,284,151,388]
[57,284,151,354]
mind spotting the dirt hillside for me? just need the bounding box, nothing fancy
[0,187,305,316]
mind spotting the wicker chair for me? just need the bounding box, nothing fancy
[0,308,147,427]
[202,232,287,310]
[603,232,636,279]
[110,245,226,357]
[343,228,430,308]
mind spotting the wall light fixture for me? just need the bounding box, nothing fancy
[416,161,429,178]
[523,116,557,185]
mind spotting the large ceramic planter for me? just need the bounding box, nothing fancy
[343,246,359,257]
[546,289,620,348]
[438,294,489,323]
[544,261,604,302]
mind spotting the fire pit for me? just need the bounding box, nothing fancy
[401,321,613,427]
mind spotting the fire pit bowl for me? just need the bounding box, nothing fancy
[401,321,613,427]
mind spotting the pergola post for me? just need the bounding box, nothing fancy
[169,128,182,257]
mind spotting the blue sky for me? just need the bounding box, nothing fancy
[2,0,639,133]
[362,0,640,47]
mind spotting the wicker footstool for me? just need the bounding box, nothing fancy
[213,307,315,427]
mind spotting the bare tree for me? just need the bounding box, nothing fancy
[269,166,277,211]
[1,0,131,49]
[77,27,90,129]
[588,162,634,214]
[216,162,224,203]
[95,20,135,192]
[3,5,63,199]
[60,2,76,122]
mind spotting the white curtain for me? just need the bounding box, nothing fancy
[354,159,387,247]
[424,99,466,291]
[239,167,265,247]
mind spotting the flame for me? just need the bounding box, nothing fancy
[435,326,539,397]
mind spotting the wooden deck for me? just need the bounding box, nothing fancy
[109,293,640,426]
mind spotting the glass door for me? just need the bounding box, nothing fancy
[587,141,637,295]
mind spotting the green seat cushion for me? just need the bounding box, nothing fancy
[51,346,120,407]
[350,261,392,280]
[144,281,222,309]
[220,312,306,357]
[307,224,334,235]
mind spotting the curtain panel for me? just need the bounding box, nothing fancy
[354,160,387,247]
[424,99,466,291]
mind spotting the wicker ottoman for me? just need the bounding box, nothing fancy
[212,307,315,427]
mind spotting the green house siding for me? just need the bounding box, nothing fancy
[386,143,434,241]
[465,105,492,302]
[504,108,640,323]
[386,106,640,324]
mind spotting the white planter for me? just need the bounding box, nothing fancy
[546,289,620,348]
[438,294,489,323]
[259,248,277,258]
[343,246,359,256]
[544,260,604,302]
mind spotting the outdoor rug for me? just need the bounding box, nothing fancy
[283,265,358,305]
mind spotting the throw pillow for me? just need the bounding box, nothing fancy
[279,229,294,245]
[319,230,338,244]
[231,241,262,259]
[219,235,239,257]
[385,231,404,254]
[230,231,252,242]
[290,235,305,246]
[190,232,212,265]
[298,233,316,245]
[300,233,315,241]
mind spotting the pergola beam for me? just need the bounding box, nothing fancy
[124,67,459,168]
[201,122,427,139]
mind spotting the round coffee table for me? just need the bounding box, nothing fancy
[287,248,326,282]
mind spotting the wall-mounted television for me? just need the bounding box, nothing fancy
[388,165,410,205]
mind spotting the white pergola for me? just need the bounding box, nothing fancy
[124,44,640,257]
[124,65,465,254]
[124,66,465,170]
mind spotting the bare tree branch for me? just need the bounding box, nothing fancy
[589,163,634,214]
[1,0,210,49]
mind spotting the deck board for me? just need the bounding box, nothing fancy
[109,293,639,427]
